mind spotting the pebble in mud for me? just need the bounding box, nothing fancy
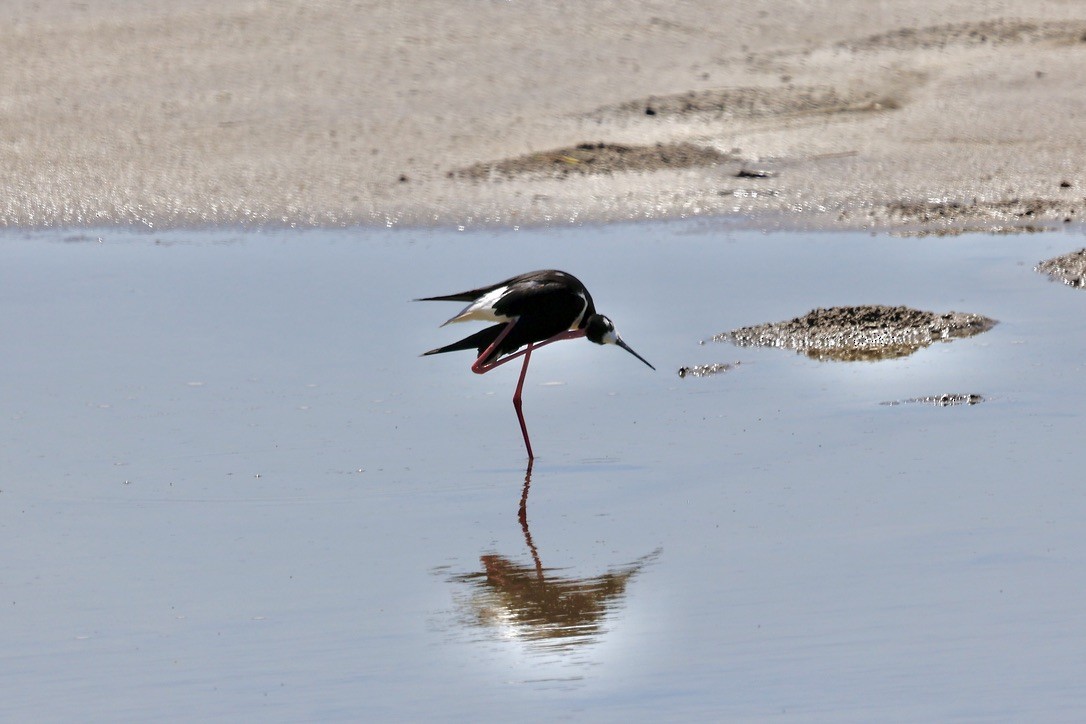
[677,362,741,378]
[880,393,985,407]
[712,305,997,361]
[1036,248,1086,288]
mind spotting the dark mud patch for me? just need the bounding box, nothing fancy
[713,305,996,362]
[452,142,734,181]
[837,19,1086,53]
[588,85,898,122]
[677,361,741,379]
[877,197,1081,235]
[1036,248,1086,288]
[880,393,985,407]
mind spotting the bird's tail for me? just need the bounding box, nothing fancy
[421,324,504,361]
[414,285,493,303]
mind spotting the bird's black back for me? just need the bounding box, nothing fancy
[418,270,596,318]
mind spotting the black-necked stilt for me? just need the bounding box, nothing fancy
[417,269,654,459]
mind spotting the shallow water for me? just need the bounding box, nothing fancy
[3,222,1086,721]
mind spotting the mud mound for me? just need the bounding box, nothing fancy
[452,142,734,181]
[1036,248,1086,288]
[714,305,997,361]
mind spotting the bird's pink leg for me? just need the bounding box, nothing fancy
[513,343,535,459]
[469,324,586,460]
[471,320,519,374]
[472,327,586,374]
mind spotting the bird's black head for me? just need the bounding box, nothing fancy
[584,314,616,345]
[584,314,655,370]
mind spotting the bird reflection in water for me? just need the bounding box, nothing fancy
[450,461,660,652]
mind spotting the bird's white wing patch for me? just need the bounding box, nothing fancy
[442,285,514,325]
[570,291,589,329]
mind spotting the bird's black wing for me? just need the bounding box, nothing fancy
[414,270,590,308]
[421,316,566,365]
[413,270,547,303]
[421,323,506,358]
[415,288,493,303]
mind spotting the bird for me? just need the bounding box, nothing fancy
[417,269,654,459]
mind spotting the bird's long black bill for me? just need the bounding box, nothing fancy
[617,339,655,370]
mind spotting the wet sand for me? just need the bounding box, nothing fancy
[3,1,1086,231]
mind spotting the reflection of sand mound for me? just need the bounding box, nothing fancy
[714,305,997,362]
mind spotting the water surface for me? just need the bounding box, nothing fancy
[3,222,1085,721]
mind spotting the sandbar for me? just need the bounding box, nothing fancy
[3,1,1085,232]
